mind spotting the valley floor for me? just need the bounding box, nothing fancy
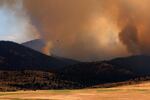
[0,81,150,100]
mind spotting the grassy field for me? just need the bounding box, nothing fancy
[0,82,150,100]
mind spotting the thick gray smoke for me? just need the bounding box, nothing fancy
[119,24,140,54]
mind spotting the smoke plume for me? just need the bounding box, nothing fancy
[23,0,127,60]
[119,24,140,54]
[1,0,150,61]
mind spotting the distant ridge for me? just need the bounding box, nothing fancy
[22,39,45,53]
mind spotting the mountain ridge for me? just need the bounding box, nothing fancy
[0,41,78,71]
[0,41,150,90]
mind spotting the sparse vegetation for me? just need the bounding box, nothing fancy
[0,69,149,91]
[0,70,82,91]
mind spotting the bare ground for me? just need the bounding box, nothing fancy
[0,81,150,100]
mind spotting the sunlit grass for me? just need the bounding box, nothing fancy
[48,89,72,94]
[97,88,121,92]
[1,82,150,100]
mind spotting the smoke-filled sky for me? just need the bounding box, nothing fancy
[0,0,150,61]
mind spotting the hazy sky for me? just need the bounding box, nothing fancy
[0,0,38,43]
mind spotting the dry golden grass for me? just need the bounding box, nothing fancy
[0,81,150,100]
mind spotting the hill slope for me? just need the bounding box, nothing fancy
[0,41,78,71]
[58,62,135,86]
[108,55,150,75]
[0,41,150,90]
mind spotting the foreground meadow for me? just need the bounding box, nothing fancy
[0,82,150,100]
